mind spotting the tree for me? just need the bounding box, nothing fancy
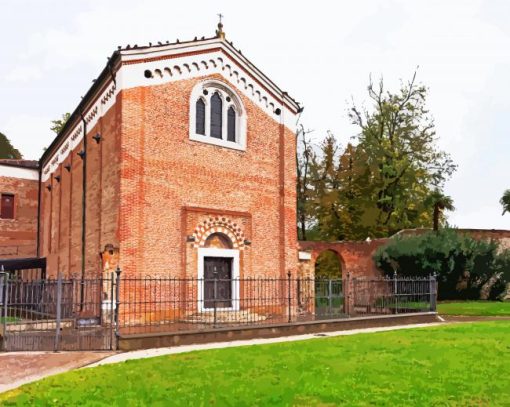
[501,189,510,215]
[425,190,455,231]
[0,132,22,159]
[307,136,367,241]
[348,72,456,237]
[50,113,71,135]
[296,124,315,240]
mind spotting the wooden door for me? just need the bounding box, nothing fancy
[203,257,233,309]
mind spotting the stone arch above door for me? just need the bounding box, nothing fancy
[193,216,245,249]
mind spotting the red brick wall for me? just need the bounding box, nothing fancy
[118,74,297,279]
[298,240,389,279]
[40,99,121,278]
[0,175,38,258]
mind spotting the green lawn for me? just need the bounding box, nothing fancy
[0,316,20,323]
[2,322,509,406]
[438,301,510,316]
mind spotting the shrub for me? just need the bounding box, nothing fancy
[374,229,510,300]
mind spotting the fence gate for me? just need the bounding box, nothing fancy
[1,272,117,352]
[314,279,345,318]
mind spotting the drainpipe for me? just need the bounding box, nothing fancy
[36,162,42,258]
[79,111,87,309]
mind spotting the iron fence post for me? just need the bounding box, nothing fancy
[287,271,292,323]
[296,277,301,310]
[345,272,350,316]
[109,271,114,351]
[1,269,7,348]
[54,272,63,352]
[393,271,398,314]
[328,279,333,315]
[430,273,437,312]
[114,266,121,350]
[213,270,218,328]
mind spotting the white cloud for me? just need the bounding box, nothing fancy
[5,65,43,83]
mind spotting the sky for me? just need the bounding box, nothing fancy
[0,0,509,229]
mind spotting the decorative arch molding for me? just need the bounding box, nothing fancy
[193,216,245,249]
[124,51,292,127]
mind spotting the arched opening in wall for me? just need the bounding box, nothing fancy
[314,250,344,318]
[314,250,342,279]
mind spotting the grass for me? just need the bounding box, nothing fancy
[438,301,510,316]
[2,322,510,406]
[0,316,20,323]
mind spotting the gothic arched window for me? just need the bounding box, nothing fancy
[195,98,206,135]
[210,92,223,139]
[227,106,236,142]
[189,81,246,150]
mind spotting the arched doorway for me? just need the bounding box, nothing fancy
[314,250,344,318]
[198,232,240,311]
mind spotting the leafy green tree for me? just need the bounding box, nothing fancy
[348,72,456,237]
[0,132,22,159]
[50,113,71,135]
[501,189,510,215]
[307,136,367,241]
[425,190,455,231]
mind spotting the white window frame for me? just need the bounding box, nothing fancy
[197,247,240,312]
[189,80,247,151]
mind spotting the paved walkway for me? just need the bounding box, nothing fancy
[0,351,114,394]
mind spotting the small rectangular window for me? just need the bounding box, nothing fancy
[1,194,14,219]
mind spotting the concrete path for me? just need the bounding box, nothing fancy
[0,351,114,394]
[88,322,444,368]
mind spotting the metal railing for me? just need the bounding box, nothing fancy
[0,270,437,350]
[117,273,437,335]
[0,272,116,351]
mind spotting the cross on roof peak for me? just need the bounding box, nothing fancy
[216,13,225,40]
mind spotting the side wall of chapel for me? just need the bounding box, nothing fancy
[40,95,122,278]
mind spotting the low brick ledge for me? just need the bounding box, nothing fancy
[118,312,439,351]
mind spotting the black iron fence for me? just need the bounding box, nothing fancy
[0,272,115,351]
[0,270,437,351]
[117,273,437,335]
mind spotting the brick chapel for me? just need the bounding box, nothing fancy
[36,22,301,290]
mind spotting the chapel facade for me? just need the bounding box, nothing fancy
[38,24,301,294]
